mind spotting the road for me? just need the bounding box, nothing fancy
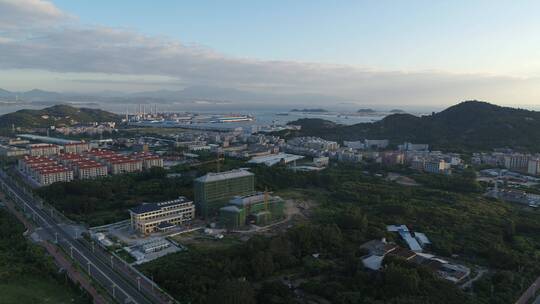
[0,170,161,304]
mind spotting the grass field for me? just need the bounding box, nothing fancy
[0,278,89,304]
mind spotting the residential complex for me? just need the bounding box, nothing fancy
[129,196,195,235]
[18,156,74,186]
[16,147,163,186]
[473,151,540,176]
[28,143,60,157]
[58,153,108,179]
[63,141,91,154]
[86,149,146,174]
[194,169,255,217]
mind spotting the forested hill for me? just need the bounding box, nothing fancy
[284,101,540,152]
[0,104,121,129]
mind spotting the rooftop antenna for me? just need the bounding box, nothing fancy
[125,107,129,122]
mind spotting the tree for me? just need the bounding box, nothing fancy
[208,280,256,304]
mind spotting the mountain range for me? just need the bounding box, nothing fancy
[0,86,345,105]
[285,100,540,152]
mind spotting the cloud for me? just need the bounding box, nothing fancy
[0,0,69,29]
[0,0,538,106]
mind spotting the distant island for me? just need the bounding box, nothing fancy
[290,108,328,113]
[390,109,406,113]
[357,108,376,113]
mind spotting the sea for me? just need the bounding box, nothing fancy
[0,102,428,127]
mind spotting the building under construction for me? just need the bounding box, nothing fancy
[219,192,285,229]
[194,169,255,218]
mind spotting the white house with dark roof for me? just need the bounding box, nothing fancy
[129,196,195,235]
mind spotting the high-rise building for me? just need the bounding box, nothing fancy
[194,169,255,218]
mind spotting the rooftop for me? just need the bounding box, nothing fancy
[195,169,253,183]
[130,196,192,215]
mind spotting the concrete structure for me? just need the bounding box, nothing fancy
[414,232,431,248]
[132,152,164,169]
[86,149,143,174]
[219,192,285,229]
[58,152,108,179]
[107,158,143,174]
[129,196,195,235]
[194,169,255,217]
[28,143,60,157]
[0,144,28,157]
[528,158,540,176]
[247,153,304,167]
[17,134,79,145]
[343,141,365,149]
[34,166,74,186]
[18,156,74,186]
[62,141,90,154]
[398,142,429,151]
[364,139,389,149]
[504,154,530,171]
[424,159,451,174]
[382,151,405,165]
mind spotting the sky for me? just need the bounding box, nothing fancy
[1,0,540,107]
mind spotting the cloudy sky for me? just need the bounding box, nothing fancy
[1,0,540,107]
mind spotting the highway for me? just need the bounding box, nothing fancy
[0,170,163,304]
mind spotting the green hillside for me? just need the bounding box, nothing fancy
[285,101,540,152]
[0,104,121,129]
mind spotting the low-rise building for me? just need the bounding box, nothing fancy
[0,145,28,157]
[62,141,90,154]
[28,143,60,157]
[129,196,195,235]
[528,158,540,176]
[106,157,143,174]
[132,152,164,169]
[34,166,74,186]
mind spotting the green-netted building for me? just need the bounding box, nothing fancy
[194,169,255,218]
[219,192,285,229]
